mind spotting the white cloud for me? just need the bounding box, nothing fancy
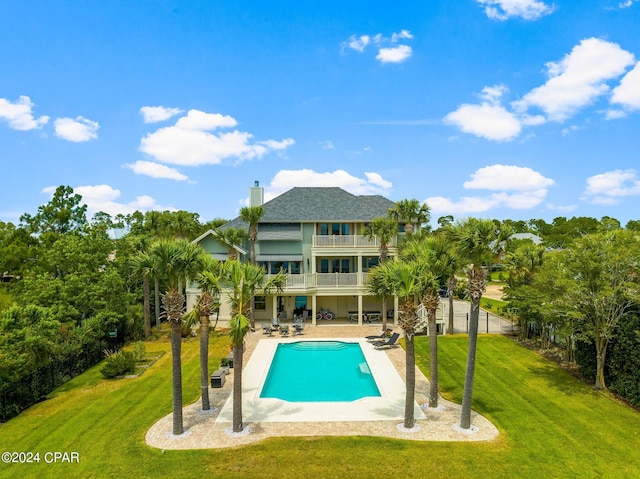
[618,0,635,8]
[125,160,188,181]
[54,116,99,142]
[391,29,413,42]
[263,169,393,201]
[427,164,553,215]
[365,171,393,189]
[583,169,640,204]
[139,109,294,166]
[610,61,640,111]
[0,95,49,130]
[561,125,581,135]
[175,109,237,130]
[426,195,498,215]
[343,30,414,64]
[476,0,555,20]
[546,202,577,213]
[345,35,370,53]
[56,184,175,217]
[444,103,522,141]
[512,38,635,121]
[320,140,335,149]
[464,164,555,191]
[139,106,184,123]
[376,45,413,64]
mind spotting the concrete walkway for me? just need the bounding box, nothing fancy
[145,324,499,450]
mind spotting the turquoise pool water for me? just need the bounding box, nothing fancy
[260,341,381,402]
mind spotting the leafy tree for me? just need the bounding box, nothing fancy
[20,185,87,239]
[239,206,264,265]
[625,219,640,231]
[222,260,286,433]
[541,231,640,390]
[0,222,36,278]
[447,218,498,429]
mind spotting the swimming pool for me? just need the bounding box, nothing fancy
[260,341,381,402]
[215,337,427,423]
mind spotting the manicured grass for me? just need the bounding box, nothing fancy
[1,334,639,478]
[479,297,508,313]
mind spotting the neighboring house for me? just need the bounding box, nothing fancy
[187,182,402,326]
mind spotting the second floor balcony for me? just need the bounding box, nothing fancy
[266,272,370,290]
[312,234,396,249]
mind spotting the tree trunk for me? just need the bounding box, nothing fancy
[143,275,151,339]
[594,338,608,390]
[428,315,439,408]
[200,314,210,410]
[460,296,480,429]
[154,278,161,330]
[232,339,244,432]
[170,320,184,435]
[404,334,416,429]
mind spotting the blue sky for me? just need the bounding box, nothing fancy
[1,0,639,227]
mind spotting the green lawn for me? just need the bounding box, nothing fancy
[1,334,639,479]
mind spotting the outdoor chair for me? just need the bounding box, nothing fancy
[293,317,304,335]
[280,325,290,337]
[270,317,280,333]
[262,323,273,336]
[366,328,392,342]
[374,332,400,350]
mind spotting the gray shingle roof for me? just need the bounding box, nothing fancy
[223,187,395,229]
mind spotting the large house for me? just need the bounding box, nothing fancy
[187,182,404,327]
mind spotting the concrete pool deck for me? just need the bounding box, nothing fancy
[145,324,499,449]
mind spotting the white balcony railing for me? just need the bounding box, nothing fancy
[312,234,396,248]
[266,272,366,289]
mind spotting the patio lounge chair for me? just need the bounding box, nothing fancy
[280,325,290,337]
[366,328,393,342]
[374,332,400,350]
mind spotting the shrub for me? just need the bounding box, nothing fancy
[100,350,136,379]
[131,341,146,362]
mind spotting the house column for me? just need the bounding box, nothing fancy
[357,294,363,326]
[311,294,317,326]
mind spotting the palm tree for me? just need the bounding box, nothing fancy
[389,198,430,236]
[367,259,423,429]
[222,260,286,433]
[363,217,399,330]
[239,205,265,330]
[447,218,498,430]
[217,227,248,261]
[239,205,264,264]
[400,236,449,408]
[147,239,206,435]
[130,251,153,338]
[183,255,223,411]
